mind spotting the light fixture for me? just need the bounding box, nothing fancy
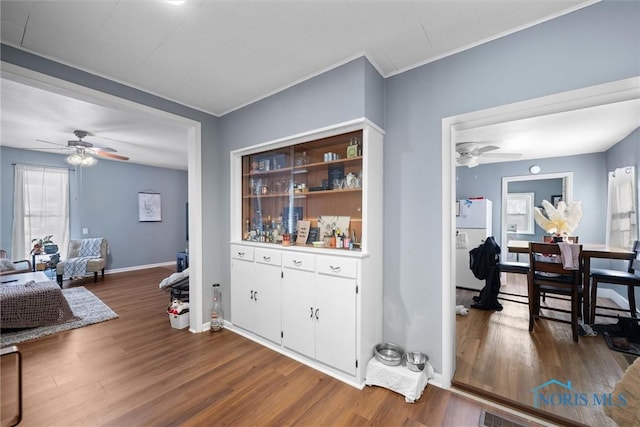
[529,165,541,174]
[457,156,479,168]
[67,152,97,167]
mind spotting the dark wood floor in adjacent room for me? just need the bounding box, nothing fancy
[455,272,635,427]
[3,267,542,427]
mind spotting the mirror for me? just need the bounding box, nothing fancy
[500,172,573,261]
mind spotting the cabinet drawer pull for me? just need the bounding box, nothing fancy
[263,256,271,261]
[237,251,245,257]
[254,291,258,301]
[315,308,320,320]
[250,290,254,300]
[310,307,314,318]
[329,265,341,272]
[293,260,302,266]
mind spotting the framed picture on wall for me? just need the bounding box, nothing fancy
[551,194,562,208]
[138,192,162,222]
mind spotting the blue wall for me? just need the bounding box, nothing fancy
[0,146,188,268]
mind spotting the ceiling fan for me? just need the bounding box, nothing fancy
[455,142,521,168]
[35,130,130,166]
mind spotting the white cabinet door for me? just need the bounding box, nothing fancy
[282,267,315,358]
[315,274,357,375]
[230,257,255,331]
[253,261,282,344]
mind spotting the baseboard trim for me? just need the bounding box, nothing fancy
[105,261,175,275]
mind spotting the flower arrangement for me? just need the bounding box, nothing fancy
[31,235,55,254]
[534,200,583,238]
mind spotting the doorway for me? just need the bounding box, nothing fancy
[440,77,640,419]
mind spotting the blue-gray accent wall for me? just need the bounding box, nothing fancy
[1,0,638,375]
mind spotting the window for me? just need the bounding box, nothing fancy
[11,165,70,260]
[606,166,638,250]
[505,192,534,235]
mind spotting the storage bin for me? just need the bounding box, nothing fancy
[169,312,189,329]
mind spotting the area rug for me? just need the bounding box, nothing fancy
[0,286,118,346]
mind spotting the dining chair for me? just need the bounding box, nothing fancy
[528,242,583,342]
[589,240,640,323]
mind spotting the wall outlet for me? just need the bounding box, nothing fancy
[82,228,89,235]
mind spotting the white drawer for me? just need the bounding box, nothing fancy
[316,256,358,279]
[282,252,315,272]
[231,245,254,261]
[255,248,282,266]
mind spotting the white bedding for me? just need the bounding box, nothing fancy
[159,268,189,290]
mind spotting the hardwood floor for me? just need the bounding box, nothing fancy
[3,267,544,427]
[454,272,635,427]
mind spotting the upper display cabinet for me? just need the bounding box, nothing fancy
[230,120,383,254]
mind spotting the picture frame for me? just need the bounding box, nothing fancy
[551,194,562,208]
[138,192,162,222]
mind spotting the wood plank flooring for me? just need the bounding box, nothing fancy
[454,272,635,427]
[2,267,543,427]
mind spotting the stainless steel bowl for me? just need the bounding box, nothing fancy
[403,351,429,372]
[374,343,404,366]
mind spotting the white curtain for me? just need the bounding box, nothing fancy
[606,166,638,250]
[11,164,70,261]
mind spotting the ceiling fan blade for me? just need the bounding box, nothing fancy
[97,151,129,161]
[476,145,500,154]
[92,146,117,153]
[36,139,67,147]
[23,147,70,151]
[482,152,522,159]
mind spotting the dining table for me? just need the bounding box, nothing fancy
[506,240,634,324]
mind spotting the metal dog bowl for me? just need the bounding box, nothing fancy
[374,342,404,366]
[403,351,429,372]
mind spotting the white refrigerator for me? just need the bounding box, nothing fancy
[456,199,492,290]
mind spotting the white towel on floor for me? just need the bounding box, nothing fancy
[558,242,580,270]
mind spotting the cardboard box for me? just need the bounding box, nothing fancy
[169,312,189,329]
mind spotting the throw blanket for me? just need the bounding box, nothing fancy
[558,242,581,269]
[63,238,102,279]
[1,281,74,328]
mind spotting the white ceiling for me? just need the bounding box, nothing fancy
[454,98,640,165]
[3,0,637,170]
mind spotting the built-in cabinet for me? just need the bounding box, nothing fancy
[230,246,282,344]
[282,253,357,375]
[229,119,383,387]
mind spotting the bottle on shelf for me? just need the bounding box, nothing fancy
[210,283,224,332]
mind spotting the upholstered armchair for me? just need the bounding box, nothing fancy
[56,238,109,285]
[0,249,32,276]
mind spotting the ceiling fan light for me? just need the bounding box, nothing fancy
[81,156,97,166]
[66,153,97,166]
[457,156,479,168]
